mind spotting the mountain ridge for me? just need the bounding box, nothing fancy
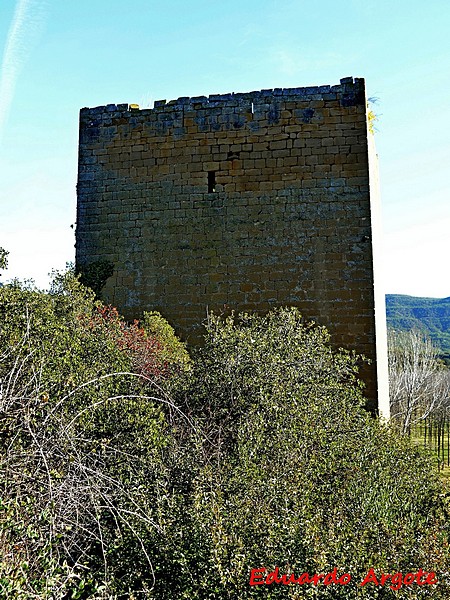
[385,294,450,362]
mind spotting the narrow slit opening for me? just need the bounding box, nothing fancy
[208,171,216,193]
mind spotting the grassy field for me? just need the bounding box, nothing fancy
[412,422,450,480]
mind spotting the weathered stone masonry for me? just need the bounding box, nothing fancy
[76,77,389,415]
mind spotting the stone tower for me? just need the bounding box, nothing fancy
[76,77,389,415]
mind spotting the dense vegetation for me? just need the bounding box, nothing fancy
[0,269,189,598]
[388,328,450,473]
[386,294,450,363]
[0,258,449,598]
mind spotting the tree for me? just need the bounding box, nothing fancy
[0,271,184,598]
[388,328,450,433]
[148,309,450,599]
[0,246,8,275]
[1,295,449,598]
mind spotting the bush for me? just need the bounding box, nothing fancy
[0,247,8,272]
[153,309,450,599]
[0,271,179,597]
[1,286,448,598]
[142,310,191,373]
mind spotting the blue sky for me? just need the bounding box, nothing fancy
[0,0,449,297]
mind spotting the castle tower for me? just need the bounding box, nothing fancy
[76,77,389,415]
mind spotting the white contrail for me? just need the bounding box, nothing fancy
[0,0,47,146]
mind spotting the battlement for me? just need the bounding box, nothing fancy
[76,77,389,415]
[80,77,366,141]
[82,76,364,113]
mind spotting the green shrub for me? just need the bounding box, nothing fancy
[75,259,114,298]
[153,308,450,599]
[1,286,448,598]
[0,271,177,598]
[0,247,8,272]
[142,310,191,372]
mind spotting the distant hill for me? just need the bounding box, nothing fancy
[386,295,450,362]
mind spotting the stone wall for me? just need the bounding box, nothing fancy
[76,77,389,414]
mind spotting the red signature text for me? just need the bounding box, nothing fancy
[249,567,350,586]
[360,568,437,591]
[249,567,438,590]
